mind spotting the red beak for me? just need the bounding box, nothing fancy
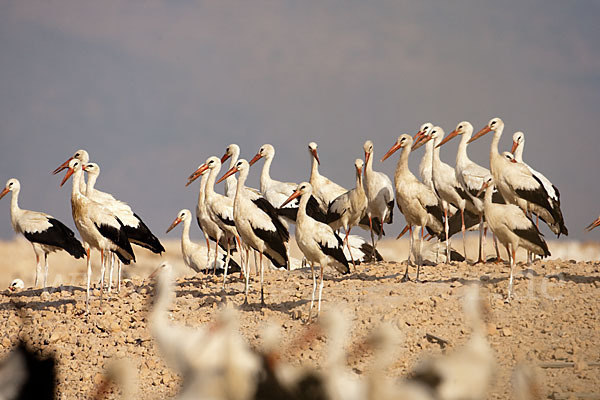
[364,151,370,166]
[585,216,600,232]
[311,149,320,165]
[221,152,231,164]
[216,166,238,184]
[436,129,459,148]
[60,167,75,187]
[510,140,519,154]
[166,217,182,234]
[0,187,10,200]
[468,126,492,144]
[281,189,302,208]
[381,141,402,162]
[186,164,208,186]
[52,157,73,175]
[412,134,432,151]
[249,153,262,166]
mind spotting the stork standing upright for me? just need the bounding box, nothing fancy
[186,157,239,286]
[60,159,135,313]
[82,162,164,293]
[249,143,326,223]
[381,134,445,281]
[186,163,237,269]
[307,142,347,212]
[469,118,568,237]
[282,182,349,320]
[511,131,566,234]
[430,127,478,261]
[479,178,550,301]
[435,121,500,263]
[217,159,290,305]
[326,159,368,267]
[363,140,394,254]
[0,178,85,290]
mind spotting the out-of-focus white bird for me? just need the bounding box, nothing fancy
[8,278,25,292]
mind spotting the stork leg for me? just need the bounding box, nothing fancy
[461,208,467,262]
[506,244,517,302]
[477,216,485,264]
[368,214,376,258]
[254,251,259,276]
[34,253,41,288]
[43,253,49,291]
[117,259,122,293]
[317,264,324,317]
[308,262,317,322]
[401,226,413,282]
[415,226,423,282]
[444,205,451,263]
[259,252,265,306]
[85,247,91,315]
[492,232,502,263]
[344,227,356,271]
[222,236,231,290]
[243,247,250,305]
[108,253,114,295]
[99,250,106,294]
[214,240,220,275]
[205,237,212,271]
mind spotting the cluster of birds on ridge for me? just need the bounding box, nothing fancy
[3,116,595,315]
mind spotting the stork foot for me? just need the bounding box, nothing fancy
[400,273,411,282]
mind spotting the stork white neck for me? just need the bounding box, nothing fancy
[260,151,274,194]
[225,145,240,198]
[456,126,474,168]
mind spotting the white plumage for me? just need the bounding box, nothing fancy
[218,159,290,305]
[283,182,349,320]
[0,178,85,291]
[307,142,347,212]
[363,140,394,253]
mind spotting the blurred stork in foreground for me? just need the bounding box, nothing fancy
[1,178,85,291]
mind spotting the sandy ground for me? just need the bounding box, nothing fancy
[0,236,599,399]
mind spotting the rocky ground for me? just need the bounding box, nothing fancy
[0,238,599,399]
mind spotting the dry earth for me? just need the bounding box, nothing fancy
[0,237,599,399]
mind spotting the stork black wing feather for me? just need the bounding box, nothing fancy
[123,213,165,254]
[23,218,85,259]
[94,218,135,264]
[252,197,290,242]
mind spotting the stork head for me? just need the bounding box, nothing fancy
[429,126,445,147]
[166,209,191,233]
[307,142,320,165]
[82,162,100,177]
[381,134,412,162]
[413,122,434,147]
[476,177,494,198]
[186,156,220,186]
[282,182,312,207]
[221,144,240,164]
[217,159,250,184]
[436,121,473,148]
[501,151,518,164]
[60,159,82,187]
[52,149,89,174]
[8,278,24,292]
[354,158,364,175]
[363,140,374,164]
[469,117,503,144]
[0,178,20,200]
[511,131,525,154]
[250,144,274,166]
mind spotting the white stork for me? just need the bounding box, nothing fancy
[430,127,478,261]
[82,162,164,293]
[9,278,25,292]
[381,134,445,281]
[325,159,368,267]
[363,140,394,253]
[60,159,135,313]
[186,157,239,287]
[282,182,349,320]
[479,178,550,301]
[186,163,238,269]
[0,178,85,290]
[469,118,568,237]
[166,209,240,274]
[413,122,435,192]
[217,159,290,305]
[435,121,503,263]
[249,143,326,223]
[220,143,262,199]
[511,131,567,234]
[307,142,347,211]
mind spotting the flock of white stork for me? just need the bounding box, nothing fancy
[2,116,598,314]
